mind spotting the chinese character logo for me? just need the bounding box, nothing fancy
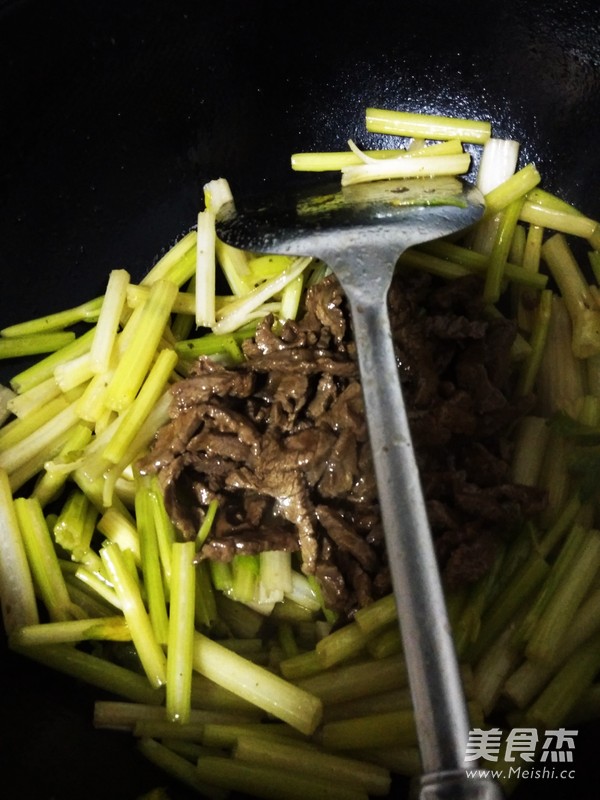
[465,727,578,765]
[540,729,578,763]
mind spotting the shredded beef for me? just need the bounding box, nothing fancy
[139,270,547,620]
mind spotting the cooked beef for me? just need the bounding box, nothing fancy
[139,270,547,620]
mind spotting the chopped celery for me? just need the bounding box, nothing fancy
[89,269,130,373]
[192,631,322,735]
[234,735,392,796]
[476,138,520,195]
[10,616,131,646]
[195,208,217,327]
[101,541,168,688]
[166,541,196,723]
[0,330,76,359]
[1,297,102,337]
[0,467,39,632]
[542,233,600,358]
[341,153,471,186]
[103,348,177,465]
[0,394,70,450]
[137,738,227,800]
[365,107,491,143]
[213,256,312,334]
[290,141,462,172]
[9,327,95,393]
[483,163,541,216]
[104,279,178,411]
[140,230,197,287]
[136,484,169,646]
[14,641,165,705]
[15,496,77,622]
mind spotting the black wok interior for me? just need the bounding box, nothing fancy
[1,1,599,797]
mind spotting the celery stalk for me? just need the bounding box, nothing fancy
[0,383,16,425]
[234,735,392,796]
[476,138,520,195]
[96,507,141,564]
[89,269,130,373]
[315,620,373,668]
[148,482,175,589]
[136,486,169,646]
[175,325,257,363]
[53,487,97,562]
[354,593,397,634]
[0,394,69,450]
[291,141,462,172]
[472,614,524,716]
[14,496,76,622]
[194,560,217,629]
[504,586,600,709]
[192,631,322,735]
[137,738,227,800]
[140,230,197,287]
[0,401,79,477]
[525,529,600,663]
[525,631,600,729]
[73,565,121,611]
[535,295,586,417]
[195,753,370,800]
[542,233,600,358]
[483,197,524,303]
[321,708,417,750]
[201,722,306,749]
[12,642,164,704]
[257,550,292,602]
[0,467,39,632]
[1,297,102,337]
[9,327,94,393]
[104,279,178,412]
[0,331,76,359]
[6,375,60,418]
[296,655,408,705]
[519,523,587,645]
[279,273,305,321]
[195,208,217,327]
[101,541,168,688]
[104,348,177,465]
[94,699,257,730]
[367,626,402,659]
[204,179,252,298]
[278,648,323,681]
[341,153,471,186]
[213,256,312,334]
[231,554,260,604]
[54,352,95,392]
[10,616,130,646]
[292,148,407,171]
[510,416,551,486]
[482,164,541,217]
[128,284,196,316]
[415,240,548,289]
[521,200,598,238]
[516,288,553,395]
[166,541,196,723]
[365,107,491,143]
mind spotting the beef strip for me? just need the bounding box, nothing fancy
[139,270,547,620]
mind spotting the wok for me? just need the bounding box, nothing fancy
[0,1,599,798]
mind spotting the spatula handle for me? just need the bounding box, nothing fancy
[348,296,501,799]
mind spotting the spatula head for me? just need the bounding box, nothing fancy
[215,176,485,260]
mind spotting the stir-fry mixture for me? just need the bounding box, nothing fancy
[2,108,600,799]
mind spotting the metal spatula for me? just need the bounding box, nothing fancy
[216,176,502,800]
